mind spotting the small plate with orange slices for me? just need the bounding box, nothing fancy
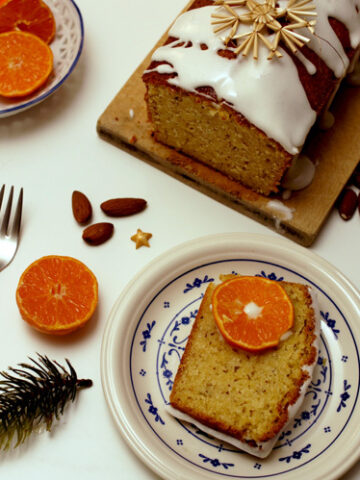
[0,0,83,118]
[101,232,360,480]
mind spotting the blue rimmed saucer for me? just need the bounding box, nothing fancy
[101,233,360,480]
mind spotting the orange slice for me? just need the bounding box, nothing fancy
[0,0,56,44]
[16,256,98,335]
[212,276,294,352]
[0,31,53,97]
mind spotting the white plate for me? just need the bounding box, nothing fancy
[0,0,83,118]
[101,233,360,480]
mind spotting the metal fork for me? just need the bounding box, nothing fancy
[0,185,23,272]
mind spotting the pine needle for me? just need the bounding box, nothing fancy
[0,354,92,450]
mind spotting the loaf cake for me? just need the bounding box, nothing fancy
[143,0,360,195]
[168,278,320,457]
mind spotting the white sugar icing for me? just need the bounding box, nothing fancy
[167,287,321,458]
[267,199,294,221]
[281,154,316,190]
[244,301,263,319]
[294,50,317,75]
[147,1,360,154]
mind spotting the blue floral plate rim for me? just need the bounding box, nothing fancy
[101,233,360,480]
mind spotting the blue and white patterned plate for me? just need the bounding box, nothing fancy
[0,0,83,118]
[101,233,360,480]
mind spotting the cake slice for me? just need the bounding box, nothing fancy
[168,278,320,458]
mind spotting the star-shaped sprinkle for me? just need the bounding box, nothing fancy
[131,228,152,249]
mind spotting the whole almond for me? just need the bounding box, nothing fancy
[100,198,147,217]
[82,222,114,246]
[338,188,358,221]
[72,190,92,224]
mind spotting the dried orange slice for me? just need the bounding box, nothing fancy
[0,0,56,44]
[212,276,294,352]
[16,256,98,335]
[0,31,53,97]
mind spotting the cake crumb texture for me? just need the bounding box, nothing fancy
[145,82,292,195]
[170,281,317,445]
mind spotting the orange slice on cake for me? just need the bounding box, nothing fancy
[212,276,294,352]
[0,0,56,44]
[0,31,53,97]
[16,255,98,335]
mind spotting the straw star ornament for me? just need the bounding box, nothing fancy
[131,228,152,249]
[211,0,317,59]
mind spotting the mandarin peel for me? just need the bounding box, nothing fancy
[211,276,294,352]
[0,31,53,98]
[16,255,98,335]
[0,0,56,44]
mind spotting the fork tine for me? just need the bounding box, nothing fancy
[0,185,4,210]
[0,186,14,236]
[10,187,23,238]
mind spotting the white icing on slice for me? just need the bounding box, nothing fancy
[244,301,263,319]
[280,329,293,342]
[165,404,277,458]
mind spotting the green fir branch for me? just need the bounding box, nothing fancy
[0,354,92,450]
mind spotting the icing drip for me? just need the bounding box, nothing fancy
[267,200,294,229]
[294,50,317,75]
[267,200,294,219]
[281,154,316,190]
[282,189,292,200]
[294,0,360,77]
[148,1,360,154]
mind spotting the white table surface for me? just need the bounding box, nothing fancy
[0,0,359,478]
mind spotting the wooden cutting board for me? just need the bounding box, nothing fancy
[97,7,360,247]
